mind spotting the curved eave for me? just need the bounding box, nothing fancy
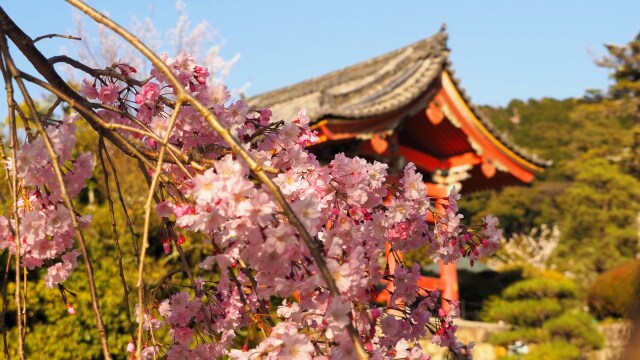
[442,68,552,168]
[440,71,545,182]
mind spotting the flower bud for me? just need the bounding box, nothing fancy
[162,240,171,254]
[127,339,135,353]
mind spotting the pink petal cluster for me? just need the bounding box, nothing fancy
[98,82,120,104]
[44,250,80,288]
[135,82,161,106]
[2,53,501,358]
[128,53,496,357]
[2,115,93,290]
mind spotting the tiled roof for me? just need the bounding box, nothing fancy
[247,27,551,168]
[247,27,449,122]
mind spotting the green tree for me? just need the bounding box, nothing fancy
[552,157,640,278]
[597,32,640,103]
[482,272,603,359]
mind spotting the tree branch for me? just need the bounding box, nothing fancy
[135,100,182,357]
[33,33,81,43]
[65,1,368,358]
[98,136,134,339]
[0,35,24,360]
[0,33,112,360]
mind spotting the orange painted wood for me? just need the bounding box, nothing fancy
[370,133,389,154]
[438,73,537,183]
[399,145,482,172]
[440,261,459,302]
[426,101,444,125]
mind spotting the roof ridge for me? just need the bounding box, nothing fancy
[247,29,449,106]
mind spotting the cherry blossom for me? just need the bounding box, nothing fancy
[2,114,94,294]
[98,82,120,104]
[1,51,501,360]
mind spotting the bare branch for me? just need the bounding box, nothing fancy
[136,100,182,357]
[0,35,25,360]
[33,33,81,43]
[49,55,145,86]
[98,136,134,339]
[0,252,11,359]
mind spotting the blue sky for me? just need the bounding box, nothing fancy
[3,1,640,106]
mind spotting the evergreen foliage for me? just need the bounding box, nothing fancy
[553,158,640,277]
[524,341,582,360]
[501,277,580,301]
[462,35,640,280]
[482,273,603,359]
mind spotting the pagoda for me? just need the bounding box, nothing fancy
[248,26,549,305]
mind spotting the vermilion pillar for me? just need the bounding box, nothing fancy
[440,261,459,301]
[429,183,459,302]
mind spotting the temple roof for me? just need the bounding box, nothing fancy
[247,27,551,168]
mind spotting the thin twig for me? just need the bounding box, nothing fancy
[12,103,35,141]
[137,164,197,289]
[241,266,276,327]
[42,97,62,123]
[49,55,142,86]
[1,252,11,359]
[98,136,134,339]
[136,101,182,358]
[33,33,81,43]
[20,267,25,348]
[0,141,12,358]
[227,267,248,306]
[101,142,140,258]
[0,36,24,360]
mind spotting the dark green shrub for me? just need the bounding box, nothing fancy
[543,312,603,350]
[482,275,601,359]
[525,341,581,360]
[588,260,640,319]
[481,298,563,327]
[488,327,549,347]
[503,277,580,301]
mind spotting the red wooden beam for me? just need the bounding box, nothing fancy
[398,145,482,172]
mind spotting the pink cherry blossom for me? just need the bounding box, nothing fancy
[98,82,120,104]
[0,51,503,359]
[135,82,161,105]
[80,79,99,99]
[44,250,80,288]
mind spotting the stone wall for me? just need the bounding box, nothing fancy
[590,322,631,360]
[420,320,631,360]
[420,320,510,360]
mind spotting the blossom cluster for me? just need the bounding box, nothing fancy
[0,115,93,290]
[3,52,501,359]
